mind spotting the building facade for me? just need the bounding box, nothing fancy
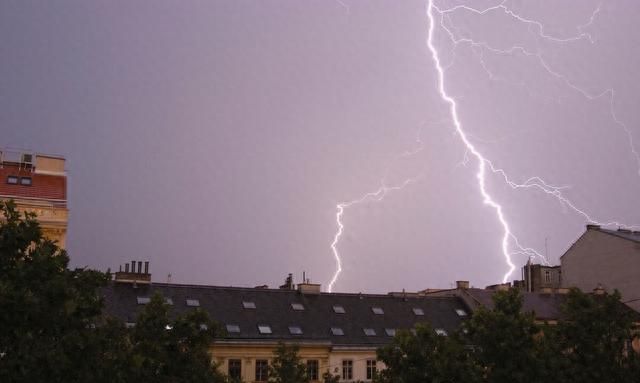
[561,225,640,311]
[0,149,68,248]
[104,270,471,382]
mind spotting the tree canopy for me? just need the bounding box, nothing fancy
[0,200,225,383]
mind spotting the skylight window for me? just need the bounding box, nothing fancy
[186,299,200,307]
[125,322,136,328]
[331,327,344,336]
[371,307,384,315]
[137,297,150,305]
[257,325,272,334]
[289,326,303,335]
[226,324,240,333]
[435,328,448,336]
[385,328,396,336]
[363,328,376,336]
[165,298,173,305]
[291,303,305,311]
[455,309,468,317]
[333,305,346,314]
[243,301,256,309]
[412,308,424,316]
[199,324,208,331]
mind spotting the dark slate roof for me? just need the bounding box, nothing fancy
[464,289,565,320]
[461,288,640,322]
[102,282,470,346]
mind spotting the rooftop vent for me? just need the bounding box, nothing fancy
[298,282,321,295]
[456,280,470,289]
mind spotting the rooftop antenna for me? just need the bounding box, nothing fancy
[167,273,172,283]
[544,237,549,263]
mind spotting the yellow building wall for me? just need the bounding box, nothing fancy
[211,342,331,383]
[13,199,68,249]
[211,342,384,382]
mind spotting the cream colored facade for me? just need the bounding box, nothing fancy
[211,342,381,382]
[561,227,640,311]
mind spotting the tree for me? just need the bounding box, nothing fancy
[553,288,640,383]
[376,323,481,383]
[268,342,309,383]
[465,288,549,383]
[0,200,111,382]
[128,293,225,383]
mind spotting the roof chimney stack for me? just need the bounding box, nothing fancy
[115,260,151,285]
[456,281,470,290]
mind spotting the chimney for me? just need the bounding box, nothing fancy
[456,281,469,290]
[114,261,151,285]
[593,284,605,295]
[298,282,321,295]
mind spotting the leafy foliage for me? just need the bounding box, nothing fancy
[268,342,309,383]
[0,200,225,383]
[376,323,481,383]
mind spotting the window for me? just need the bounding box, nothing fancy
[125,322,135,328]
[385,328,396,336]
[257,325,272,334]
[186,299,200,307]
[363,328,376,336]
[306,360,319,381]
[165,298,173,305]
[136,297,150,305]
[243,301,256,309]
[226,324,240,333]
[291,303,305,311]
[366,359,377,380]
[6,176,18,185]
[342,360,353,380]
[371,307,384,315]
[255,359,269,382]
[199,324,208,331]
[544,270,551,283]
[455,308,467,317]
[435,328,448,336]
[412,307,424,316]
[330,327,344,336]
[332,305,346,314]
[20,177,32,186]
[289,326,303,335]
[228,359,241,380]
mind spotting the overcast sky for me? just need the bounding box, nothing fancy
[2,0,639,293]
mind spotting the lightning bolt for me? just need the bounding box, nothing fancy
[328,1,639,291]
[426,0,640,283]
[327,127,426,293]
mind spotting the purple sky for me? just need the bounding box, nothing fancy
[3,1,639,293]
